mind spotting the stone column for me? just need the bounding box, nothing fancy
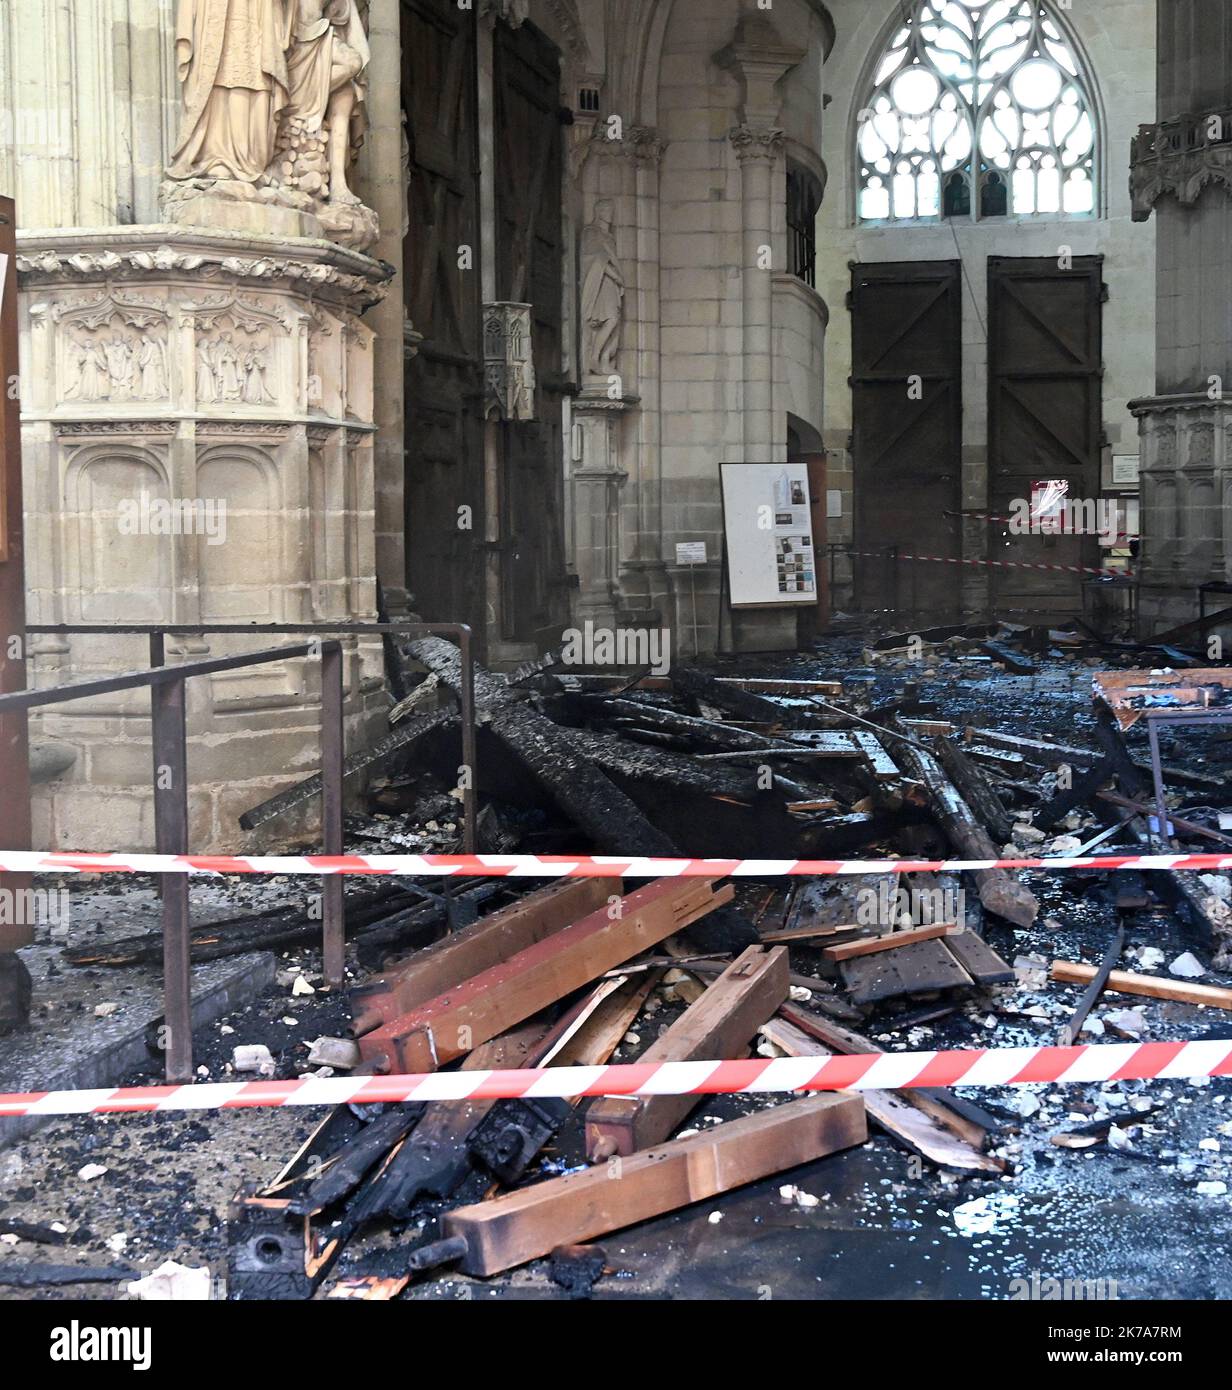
[1130,0,1232,631]
[730,126,783,459]
[361,0,410,617]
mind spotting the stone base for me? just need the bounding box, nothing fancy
[161,182,380,253]
[17,225,393,852]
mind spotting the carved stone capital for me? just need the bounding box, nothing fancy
[729,126,785,163]
[1130,112,1232,222]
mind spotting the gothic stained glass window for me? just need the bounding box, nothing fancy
[856,1,1097,223]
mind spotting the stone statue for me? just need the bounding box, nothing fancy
[285,0,370,207]
[167,0,294,185]
[580,200,625,380]
[163,0,379,250]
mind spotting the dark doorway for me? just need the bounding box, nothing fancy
[493,18,569,650]
[402,0,486,637]
[851,260,963,618]
[987,255,1104,618]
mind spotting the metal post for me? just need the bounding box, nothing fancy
[148,630,165,670]
[151,676,192,1082]
[320,642,345,987]
[458,626,478,854]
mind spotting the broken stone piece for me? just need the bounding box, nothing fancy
[232,1044,275,1075]
[1169,952,1205,979]
[127,1259,212,1301]
[307,1036,361,1070]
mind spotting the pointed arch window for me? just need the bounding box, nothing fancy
[856,1,1097,223]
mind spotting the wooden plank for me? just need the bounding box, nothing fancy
[823,923,957,962]
[357,878,734,1071]
[585,946,789,1159]
[841,938,974,1005]
[943,931,1015,986]
[350,878,612,1037]
[759,1018,1003,1175]
[442,1094,868,1276]
[550,972,662,1069]
[1050,961,1232,1011]
[851,728,901,780]
[371,1022,554,1221]
[778,1002,995,1146]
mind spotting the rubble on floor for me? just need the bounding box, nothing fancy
[3,621,1232,1300]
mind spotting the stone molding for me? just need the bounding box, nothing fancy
[16,227,391,314]
[1130,113,1232,222]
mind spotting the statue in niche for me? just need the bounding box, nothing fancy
[166,0,293,185]
[580,200,625,380]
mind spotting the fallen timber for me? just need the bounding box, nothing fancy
[585,944,789,1159]
[889,723,1039,928]
[357,877,734,1072]
[406,636,678,856]
[439,1094,867,1277]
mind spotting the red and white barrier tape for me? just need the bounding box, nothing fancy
[848,548,1122,578]
[3,1042,1231,1117]
[1,850,1230,878]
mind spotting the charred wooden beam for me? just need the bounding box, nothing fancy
[238,707,457,831]
[891,723,1038,929]
[406,637,677,855]
[585,945,789,1160]
[441,1094,867,1276]
[358,878,734,1072]
[932,736,1014,844]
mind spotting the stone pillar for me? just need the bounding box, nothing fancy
[8,1,396,851]
[361,0,410,617]
[730,126,783,459]
[1130,0,1232,631]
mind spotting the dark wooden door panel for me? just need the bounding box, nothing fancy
[494,18,567,648]
[403,0,486,635]
[988,256,1103,616]
[851,261,962,618]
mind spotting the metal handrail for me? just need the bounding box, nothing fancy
[25,621,478,852]
[0,640,343,1082]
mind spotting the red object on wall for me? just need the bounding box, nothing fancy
[0,196,32,949]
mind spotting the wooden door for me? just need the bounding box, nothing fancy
[850,261,962,618]
[988,255,1104,617]
[402,0,486,635]
[493,18,568,649]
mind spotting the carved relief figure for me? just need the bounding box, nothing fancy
[197,340,218,404]
[167,0,294,184]
[136,338,169,400]
[214,333,244,401]
[580,200,625,379]
[105,334,136,400]
[285,0,370,207]
[243,348,273,404]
